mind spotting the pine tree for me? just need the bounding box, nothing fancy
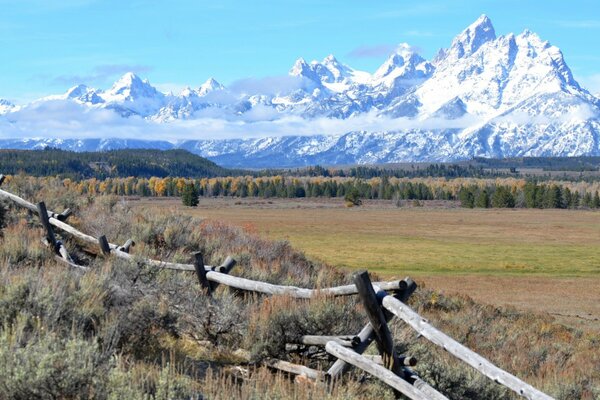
[475,189,490,208]
[181,183,199,207]
[491,186,515,208]
[593,191,600,208]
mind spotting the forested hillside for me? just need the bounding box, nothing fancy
[0,148,242,178]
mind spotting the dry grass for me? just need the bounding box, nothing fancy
[138,197,600,278]
[0,190,599,399]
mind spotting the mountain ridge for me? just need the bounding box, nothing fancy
[1,14,599,167]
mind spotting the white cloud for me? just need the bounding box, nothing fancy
[0,100,481,142]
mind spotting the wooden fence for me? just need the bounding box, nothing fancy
[0,175,554,400]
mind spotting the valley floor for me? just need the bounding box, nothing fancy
[135,197,600,330]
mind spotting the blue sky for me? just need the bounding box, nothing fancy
[2,0,600,102]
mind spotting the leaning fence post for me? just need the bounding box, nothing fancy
[0,174,5,187]
[37,202,58,253]
[98,235,111,256]
[327,277,417,379]
[354,271,403,378]
[193,252,212,295]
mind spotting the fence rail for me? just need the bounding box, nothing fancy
[0,176,555,400]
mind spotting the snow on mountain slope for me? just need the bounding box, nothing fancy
[0,99,17,115]
[1,14,599,167]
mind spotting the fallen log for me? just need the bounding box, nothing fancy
[265,359,324,381]
[299,335,360,347]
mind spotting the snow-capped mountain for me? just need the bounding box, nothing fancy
[1,15,599,167]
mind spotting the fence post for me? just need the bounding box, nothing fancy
[37,202,58,253]
[0,174,5,187]
[327,277,417,379]
[98,235,111,256]
[193,252,212,295]
[354,271,403,378]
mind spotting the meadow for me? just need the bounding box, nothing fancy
[139,197,600,330]
[141,197,600,278]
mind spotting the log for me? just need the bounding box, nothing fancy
[265,359,324,381]
[209,256,238,291]
[117,239,135,253]
[411,375,450,400]
[354,271,403,377]
[57,240,74,263]
[37,202,58,253]
[98,235,111,256]
[219,256,237,273]
[193,252,211,294]
[57,208,72,222]
[299,335,359,347]
[41,238,87,271]
[325,342,429,400]
[365,355,417,367]
[381,296,554,400]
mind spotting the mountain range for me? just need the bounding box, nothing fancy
[1,15,599,168]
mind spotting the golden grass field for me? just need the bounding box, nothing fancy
[137,197,600,329]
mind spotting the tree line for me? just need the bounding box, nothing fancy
[458,182,600,209]
[5,174,599,210]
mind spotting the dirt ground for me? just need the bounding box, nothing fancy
[419,275,600,331]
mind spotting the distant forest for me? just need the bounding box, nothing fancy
[0,148,242,179]
[2,148,600,182]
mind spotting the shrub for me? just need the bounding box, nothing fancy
[344,187,362,207]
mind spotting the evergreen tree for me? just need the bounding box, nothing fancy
[458,187,475,208]
[181,183,199,207]
[491,186,515,208]
[475,189,490,208]
[593,191,600,208]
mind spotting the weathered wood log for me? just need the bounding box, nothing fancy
[325,342,429,400]
[193,252,212,294]
[365,355,418,367]
[265,359,324,381]
[298,335,359,347]
[117,239,135,253]
[57,208,72,222]
[354,271,403,378]
[209,256,238,291]
[57,240,74,263]
[41,238,87,271]
[410,374,450,400]
[37,202,58,252]
[98,235,111,256]
[381,296,554,400]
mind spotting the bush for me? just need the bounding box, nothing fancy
[344,187,362,207]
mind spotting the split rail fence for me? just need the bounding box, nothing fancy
[0,174,554,400]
